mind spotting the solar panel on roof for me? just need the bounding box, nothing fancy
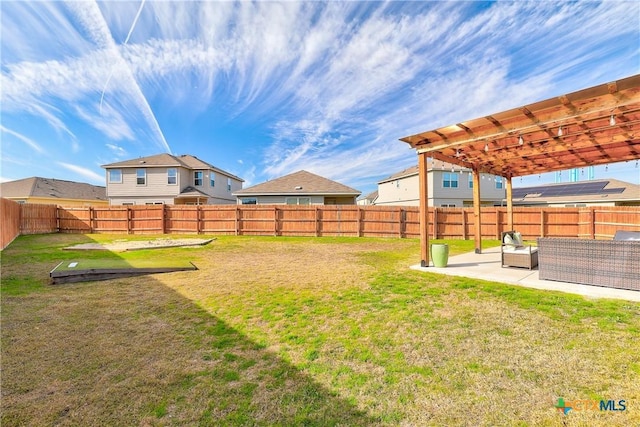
[512,181,624,199]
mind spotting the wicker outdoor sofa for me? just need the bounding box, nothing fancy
[538,232,640,291]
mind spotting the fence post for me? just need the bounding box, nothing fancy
[315,207,320,237]
[235,206,240,236]
[398,207,404,238]
[197,206,202,234]
[495,208,500,239]
[540,208,545,237]
[274,206,278,236]
[161,205,166,234]
[357,206,362,237]
[461,209,467,240]
[87,206,92,233]
[433,207,438,239]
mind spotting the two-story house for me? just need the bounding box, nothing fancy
[374,161,506,207]
[101,153,243,205]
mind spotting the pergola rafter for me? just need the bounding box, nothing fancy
[400,74,640,266]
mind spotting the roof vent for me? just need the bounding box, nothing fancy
[139,160,146,164]
[295,186,303,190]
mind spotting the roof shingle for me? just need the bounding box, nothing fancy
[0,177,106,200]
[234,170,360,196]
[101,153,243,182]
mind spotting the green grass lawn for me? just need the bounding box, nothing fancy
[1,234,639,426]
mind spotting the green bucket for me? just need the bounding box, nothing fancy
[431,244,449,267]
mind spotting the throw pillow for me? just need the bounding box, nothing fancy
[513,232,523,246]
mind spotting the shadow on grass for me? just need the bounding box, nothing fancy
[1,234,377,426]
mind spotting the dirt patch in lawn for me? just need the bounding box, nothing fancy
[64,238,215,252]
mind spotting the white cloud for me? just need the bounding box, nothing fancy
[106,144,127,158]
[1,1,638,187]
[0,125,46,154]
[75,104,135,141]
[56,162,104,184]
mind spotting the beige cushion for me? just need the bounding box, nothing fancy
[503,246,538,254]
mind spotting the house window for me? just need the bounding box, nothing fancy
[167,168,177,185]
[194,171,203,186]
[441,204,456,207]
[443,172,458,188]
[495,176,503,189]
[227,177,232,191]
[136,169,146,185]
[210,172,215,187]
[286,197,310,205]
[109,169,122,183]
[468,174,473,188]
[242,198,257,205]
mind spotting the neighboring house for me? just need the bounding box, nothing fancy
[375,162,506,207]
[101,153,243,205]
[510,179,640,207]
[0,177,107,207]
[233,170,361,205]
[357,190,378,206]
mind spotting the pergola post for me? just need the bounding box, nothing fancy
[506,176,513,232]
[472,168,482,253]
[418,152,430,267]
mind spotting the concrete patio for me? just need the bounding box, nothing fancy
[410,246,640,302]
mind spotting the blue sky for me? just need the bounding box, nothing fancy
[1,1,639,196]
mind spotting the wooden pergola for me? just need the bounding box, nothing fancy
[400,74,640,267]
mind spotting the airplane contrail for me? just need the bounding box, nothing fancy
[99,0,146,115]
[71,0,171,154]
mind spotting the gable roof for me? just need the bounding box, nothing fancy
[101,153,244,182]
[0,177,106,201]
[234,170,360,196]
[511,179,640,204]
[359,190,379,203]
[177,186,210,198]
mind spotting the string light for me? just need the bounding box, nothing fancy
[557,126,563,136]
[518,135,524,145]
[610,115,616,126]
[484,143,489,152]
[636,160,639,168]
[455,149,460,157]
[605,164,608,172]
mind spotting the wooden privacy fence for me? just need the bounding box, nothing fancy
[1,198,21,249]
[1,199,59,249]
[43,204,640,240]
[55,205,422,237]
[3,200,638,247]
